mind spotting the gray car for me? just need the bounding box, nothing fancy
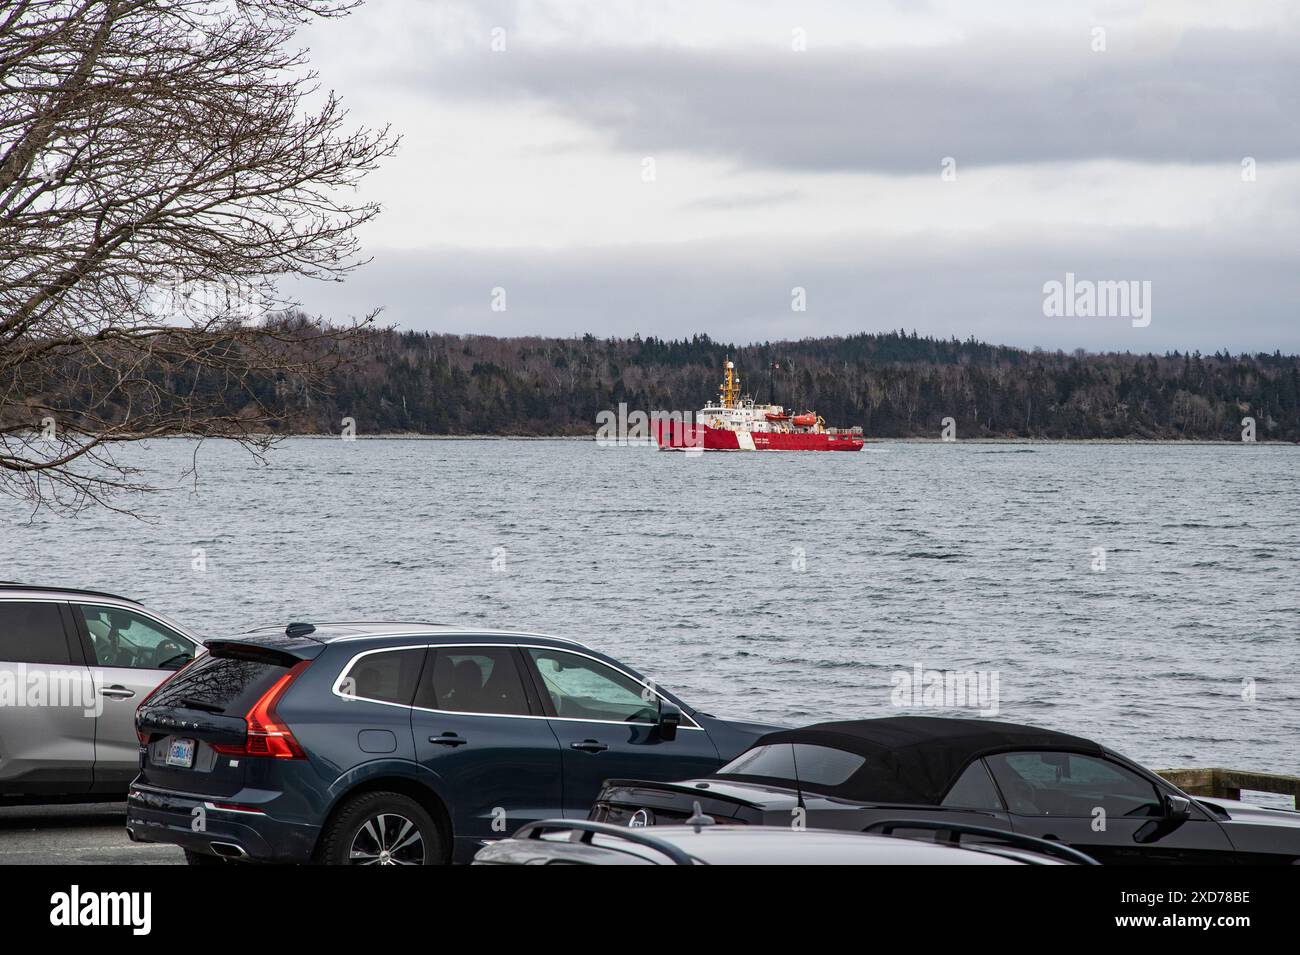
[0,584,203,803]
[472,816,1093,865]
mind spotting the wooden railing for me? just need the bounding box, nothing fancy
[1157,768,1300,810]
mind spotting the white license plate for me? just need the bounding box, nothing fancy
[166,738,196,768]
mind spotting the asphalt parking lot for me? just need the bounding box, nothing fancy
[0,803,183,865]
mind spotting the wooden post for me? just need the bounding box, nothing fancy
[1158,768,1300,810]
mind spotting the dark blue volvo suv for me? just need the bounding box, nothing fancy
[126,623,773,864]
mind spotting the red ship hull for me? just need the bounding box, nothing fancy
[655,421,864,452]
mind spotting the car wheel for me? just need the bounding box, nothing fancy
[183,849,231,866]
[317,791,442,865]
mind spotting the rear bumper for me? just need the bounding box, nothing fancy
[126,782,319,864]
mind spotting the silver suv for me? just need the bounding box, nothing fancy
[0,584,203,803]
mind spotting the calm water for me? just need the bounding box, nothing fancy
[4,438,1297,795]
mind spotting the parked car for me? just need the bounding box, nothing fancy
[472,814,1095,865]
[0,583,202,804]
[589,716,1300,864]
[126,622,774,864]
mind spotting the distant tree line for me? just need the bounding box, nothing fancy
[17,324,1300,442]
[291,326,1300,441]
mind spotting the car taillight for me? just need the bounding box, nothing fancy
[208,802,267,814]
[135,654,205,746]
[212,660,310,760]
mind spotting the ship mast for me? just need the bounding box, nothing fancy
[719,359,741,409]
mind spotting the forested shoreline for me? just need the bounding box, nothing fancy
[290,328,1300,441]
[18,326,1300,442]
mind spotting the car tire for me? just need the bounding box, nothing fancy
[316,791,442,865]
[183,848,231,866]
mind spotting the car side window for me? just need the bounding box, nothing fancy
[78,605,195,670]
[0,601,72,665]
[526,648,659,724]
[941,759,1004,810]
[985,751,1163,818]
[338,649,424,706]
[415,647,531,716]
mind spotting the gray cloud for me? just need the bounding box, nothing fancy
[415,28,1300,172]
[293,8,1300,353]
[679,189,805,211]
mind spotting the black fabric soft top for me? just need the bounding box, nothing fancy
[742,717,1105,805]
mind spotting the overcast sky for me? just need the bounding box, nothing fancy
[291,0,1300,353]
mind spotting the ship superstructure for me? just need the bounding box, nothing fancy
[655,359,864,452]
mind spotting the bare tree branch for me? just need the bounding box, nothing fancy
[0,0,396,511]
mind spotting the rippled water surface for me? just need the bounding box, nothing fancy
[4,438,1297,790]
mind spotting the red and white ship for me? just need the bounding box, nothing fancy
[655,359,865,452]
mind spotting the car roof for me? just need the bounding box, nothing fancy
[235,622,590,648]
[743,716,1104,805]
[0,582,142,605]
[521,826,1045,866]
[759,716,1102,755]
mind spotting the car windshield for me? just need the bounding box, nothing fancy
[716,743,866,790]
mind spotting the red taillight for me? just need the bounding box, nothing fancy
[208,802,267,814]
[212,661,310,760]
[135,654,205,746]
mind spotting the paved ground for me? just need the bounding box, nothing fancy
[0,803,183,865]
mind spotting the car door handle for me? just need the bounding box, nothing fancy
[100,685,135,699]
[429,734,468,747]
[570,739,608,753]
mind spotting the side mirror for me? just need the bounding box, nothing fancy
[657,701,682,741]
[1164,794,1192,820]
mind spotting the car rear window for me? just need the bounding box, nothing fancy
[718,743,796,780]
[147,651,287,715]
[0,601,72,665]
[716,743,866,790]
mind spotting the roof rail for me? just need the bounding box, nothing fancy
[320,626,590,648]
[863,819,1099,865]
[512,819,697,865]
[0,582,141,605]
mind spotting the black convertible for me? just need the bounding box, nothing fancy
[589,717,1300,865]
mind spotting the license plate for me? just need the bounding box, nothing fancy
[166,738,196,768]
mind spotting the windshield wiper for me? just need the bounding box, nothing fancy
[176,697,224,714]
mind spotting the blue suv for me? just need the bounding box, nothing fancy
[126,623,774,864]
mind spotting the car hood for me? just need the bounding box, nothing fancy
[1197,798,1300,828]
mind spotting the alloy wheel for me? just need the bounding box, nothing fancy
[348,812,426,865]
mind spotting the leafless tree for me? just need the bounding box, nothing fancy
[0,0,395,510]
